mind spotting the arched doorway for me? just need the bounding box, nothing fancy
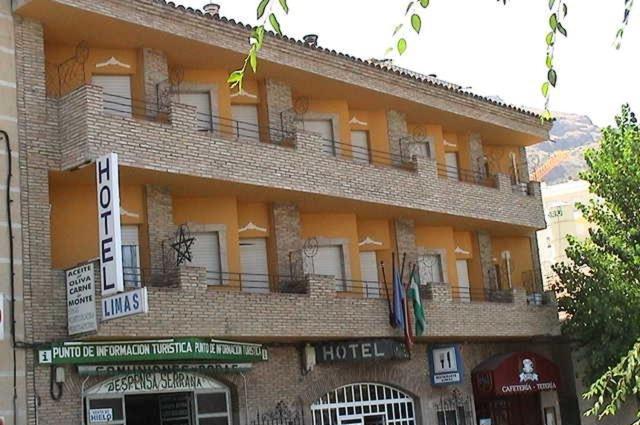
[84,371,232,425]
[310,383,416,425]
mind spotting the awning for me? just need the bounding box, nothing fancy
[472,352,561,398]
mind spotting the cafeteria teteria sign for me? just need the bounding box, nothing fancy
[37,338,269,365]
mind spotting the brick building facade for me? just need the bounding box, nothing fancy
[1,1,581,425]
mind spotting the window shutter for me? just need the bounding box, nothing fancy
[190,232,222,284]
[231,104,260,140]
[181,93,212,130]
[239,238,269,293]
[92,75,132,117]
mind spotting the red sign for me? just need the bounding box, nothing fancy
[472,351,561,398]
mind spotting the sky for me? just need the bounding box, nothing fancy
[178,0,640,127]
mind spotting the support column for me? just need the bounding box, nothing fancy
[265,79,294,141]
[387,110,408,163]
[141,48,169,115]
[469,133,485,178]
[477,231,495,289]
[271,203,303,277]
[394,218,418,281]
[145,185,175,272]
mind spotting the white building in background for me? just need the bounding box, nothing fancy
[537,179,592,288]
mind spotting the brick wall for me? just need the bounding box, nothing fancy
[387,110,408,162]
[469,133,485,178]
[477,232,494,289]
[145,185,175,273]
[272,203,303,277]
[55,85,547,230]
[394,218,417,281]
[142,47,168,116]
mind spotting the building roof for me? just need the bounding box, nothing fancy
[154,0,545,120]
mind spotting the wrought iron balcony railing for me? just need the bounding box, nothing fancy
[436,163,498,188]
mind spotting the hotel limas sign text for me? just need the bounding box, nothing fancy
[37,338,269,365]
[96,153,124,296]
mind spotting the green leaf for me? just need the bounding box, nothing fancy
[562,3,568,17]
[548,0,555,10]
[419,0,429,7]
[405,1,414,15]
[269,13,281,35]
[278,0,289,13]
[255,26,266,49]
[227,70,244,88]
[397,38,407,55]
[546,53,553,69]
[411,14,422,34]
[393,23,404,36]
[249,49,258,73]
[546,32,555,46]
[541,82,550,97]
[548,68,558,87]
[557,22,567,37]
[257,0,270,19]
[549,13,558,31]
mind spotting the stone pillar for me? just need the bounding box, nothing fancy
[477,231,495,289]
[265,79,294,141]
[145,185,175,272]
[142,48,169,115]
[272,203,303,277]
[518,146,530,183]
[394,218,417,281]
[387,110,408,163]
[469,133,485,178]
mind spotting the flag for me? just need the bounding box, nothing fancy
[408,268,427,336]
[392,269,405,329]
[403,279,414,351]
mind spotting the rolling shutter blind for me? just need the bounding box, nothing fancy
[239,238,269,293]
[231,104,260,140]
[445,152,460,180]
[121,225,139,246]
[456,259,471,303]
[300,119,335,154]
[190,232,222,284]
[92,75,132,117]
[309,245,345,291]
[350,130,370,164]
[359,251,380,298]
[181,93,212,130]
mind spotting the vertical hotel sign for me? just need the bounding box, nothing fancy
[96,153,123,296]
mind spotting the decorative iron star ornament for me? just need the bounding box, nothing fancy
[171,224,195,266]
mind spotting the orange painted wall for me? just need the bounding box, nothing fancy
[300,212,362,282]
[49,182,145,269]
[408,123,445,164]
[303,99,351,154]
[180,69,233,126]
[45,44,139,97]
[491,236,534,288]
[415,226,459,287]
[172,196,241,277]
[348,109,390,164]
[484,144,521,177]
[356,219,391,252]
[237,202,270,238]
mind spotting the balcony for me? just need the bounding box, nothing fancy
[52,85,546,229]
[67,262,560,340]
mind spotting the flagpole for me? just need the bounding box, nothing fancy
[380,260,393,326]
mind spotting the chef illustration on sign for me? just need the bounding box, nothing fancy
[519,358,539,383]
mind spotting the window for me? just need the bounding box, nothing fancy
[418,254,444,284]
[196,392,231,425]
[181,92,213,130]
[445,152,460,181]
[299,119,336,155]
[350,130,371,164]
[92,75,132,118]
[359,251,380,298]
[305,245,346,291]
[455,259,471,303]
[437,407,467,425]
[231,104,260,141]
[190,231,222,285]
[121,225,140,288]
[239,238,269,293]
[311,383,416,425]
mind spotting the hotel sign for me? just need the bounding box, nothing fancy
[102,288,148,321]
[66,263,97,335]
[315,340,409,363]
[37,338,269,365]
[96,153,124,296]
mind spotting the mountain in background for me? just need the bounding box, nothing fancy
[527,113,601,185]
